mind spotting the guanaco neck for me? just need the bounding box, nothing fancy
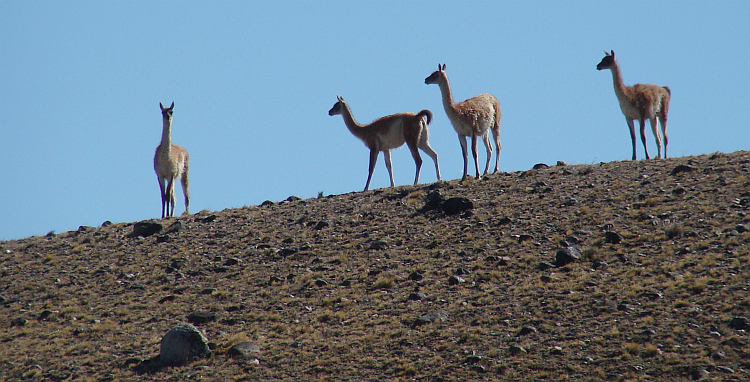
[436,74,458,118]
[338,103,368,139]
[608,60,630,101]
[159,115,173,153]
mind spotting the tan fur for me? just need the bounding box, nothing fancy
[597,50,670,160]
[425,64,501,181]
[328,96,440,191]
[153,102,190,218]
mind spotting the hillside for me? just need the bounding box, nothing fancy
[2,151,750,381]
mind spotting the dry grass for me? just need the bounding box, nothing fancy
[2,151,750,380]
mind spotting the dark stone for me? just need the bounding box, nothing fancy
[604,231,623,244]
[509,344,527,355]
[729,316,748,330]
[228,341,261,357]
[279,247,299,256]
[407,272,423,281]
[195,214,217,223]
[532,163,549,170]
[286,196,302,202]
[340,279,355,287]
[443,197,473,215]
[224,257,240,266]
[260,200,274,207]
[313,220,331,230]
[408,292,427,301]
[369,240,388,250]
[187,311,216,325]
[537,261,557,270]
[670,164,694,175]
[554,246,581,267]
[314,279,328,287]
[412,311,448,327]
[159,323,210,366]
[448,275,465,285]
[518,325,537,336]
[422,190,446,212]
[129,220,163,238]
[464,355,483,364]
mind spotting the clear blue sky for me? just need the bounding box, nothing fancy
[1,1,748,240]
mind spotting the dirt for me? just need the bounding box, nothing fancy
[2,151,750,381]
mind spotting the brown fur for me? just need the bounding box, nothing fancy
[597,50,670,160]
[425,64,501,180]
[329,96,440,191]
[153,102,190,218]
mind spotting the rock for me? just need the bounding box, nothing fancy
[729,316,748,330]
[412,311,448,327]
[367,240,388,250]
[603,231,623,244]
[443,197,473,215]
[518,325,537,336]
[163,221,182,234]
[554,246,581,267]
[260,200,274,207]
[194,214,217,223]
[420,191,445,212]
[314,279,328,287]
[228,341,261,357]
[286,196,302,202]
[407,272,423,281]
[464,354,483,364]
[159,323,210,366]
[556,161,568,166]
[448,275,465,285]
[11,317,28,327]
[313,220,331,230]
[537,261,557,271]
[532,163,549,170]
[670,164,695,175]
[129,220,163,238]
[408,292,427,301]
[279,247,299,256]
[187,312,216,325]
[509,344,527,355]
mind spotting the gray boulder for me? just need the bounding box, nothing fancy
[159,323,210,366]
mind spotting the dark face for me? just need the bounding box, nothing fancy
[328,101,343,116]
[161,107,173,120]
[424,71,441,84]
[596,54,615,70]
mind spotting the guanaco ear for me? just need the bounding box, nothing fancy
[610,50,615,57]
[160,102,164,110]
[441,63,446,71]
[337,95,343,102]
[170,101,174,109]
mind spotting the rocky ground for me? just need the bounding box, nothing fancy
[2,151,750,381]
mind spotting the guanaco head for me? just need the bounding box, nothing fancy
[328,95,346,116]
[160,102,175,121]
[596,50,616,71]
[424,63,447,85]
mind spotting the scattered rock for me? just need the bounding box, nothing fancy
[408,291,427,301]
[195,214,217,223]
[518,325,537,336]
[532,163,549,170]
[129,220,163,238]
[509,344,527,355]
[603,231,623,244]
[369,240,388,250]
[159,323,210,366]
[448,275,465,285]
[286,196,302,202]
[407,272,423,281]
[163,221,182,234]
[554,246,581,267]
[412,311,448,327]
[443,197,473,215]
[313,220,331,230]
[729,316,748,330]
[228,341,261,357]
[556,161,568,166]
[537,261,557,270]
[670,164,695,175]
[187,311,216,325]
